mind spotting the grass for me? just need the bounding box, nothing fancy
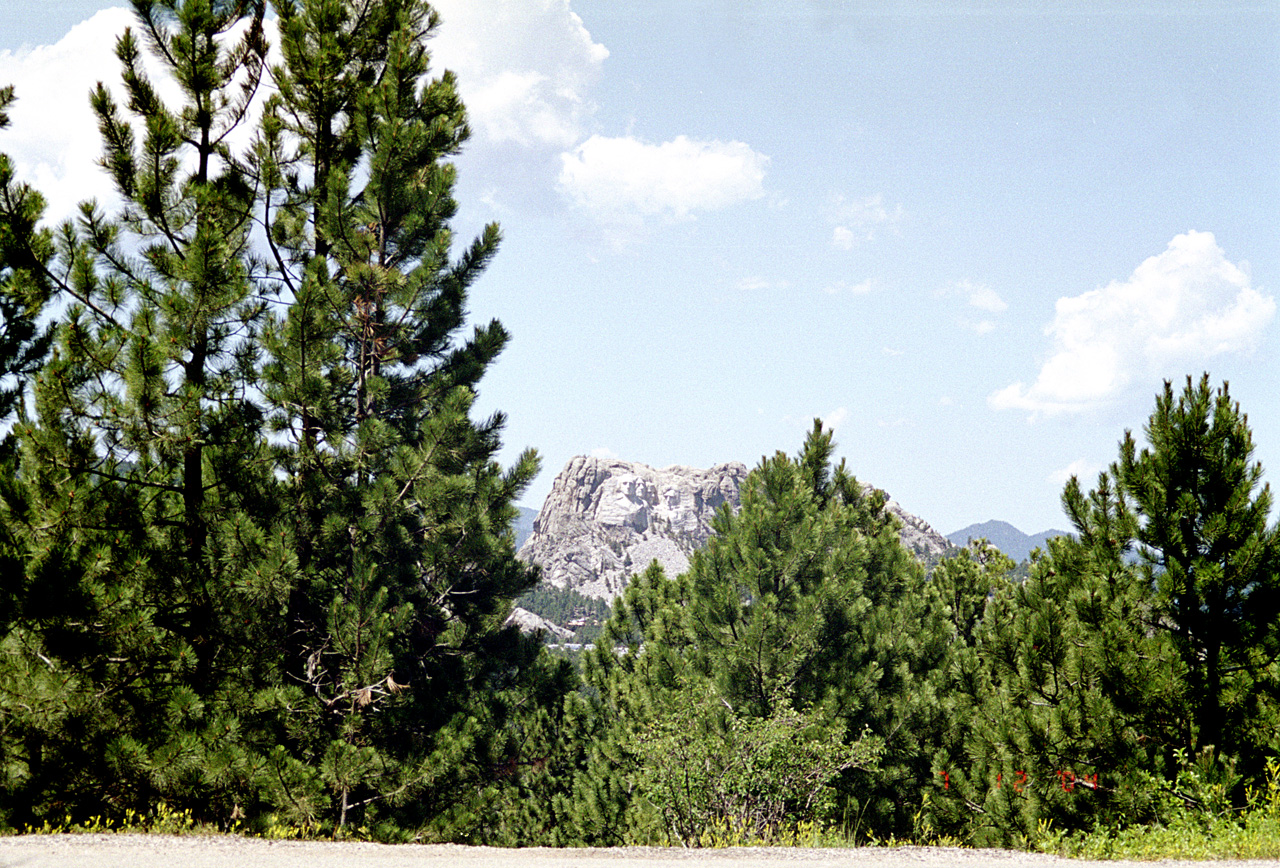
[1039,758,1280,861]
[10,761,1280,858]
[13,803,372,841]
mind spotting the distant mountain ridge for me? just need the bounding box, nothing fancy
[947,520,1070,563]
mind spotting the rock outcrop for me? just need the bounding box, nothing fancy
[518,455,955,601]
[506,607,574,640]
[878,491,955,562]
[517,456,748,600]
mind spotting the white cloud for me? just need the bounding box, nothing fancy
[0,8,137,221]
[1048,458,1105,488]
[957,279,1007,313]
[590,446,619,460]
[829,193,904,248]
[937,281,1006,335]
[882,346,904,357]
[558,134,768,222]
[431,0,607,151]
[991,231,1274,417]
[1,3,607,223]
[737,276,791,291]
[824,278,874,296]
[0,9,273,222]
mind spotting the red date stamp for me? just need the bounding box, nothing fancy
[940,769,1099,793]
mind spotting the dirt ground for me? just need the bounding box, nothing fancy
[1,836,1278,868]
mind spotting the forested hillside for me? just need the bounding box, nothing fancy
[0,1,1277,853]
[945,520,1069,564]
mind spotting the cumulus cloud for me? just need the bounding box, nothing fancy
[558,134,768,221]
[829,193,904,249]
[10,3,769,251]
[431,0,607,151]
[990,231,1274,417]
[1,2,607,222]
[1,9,276,221]
[0,8,137,220]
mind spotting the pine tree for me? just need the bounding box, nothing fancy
[251,0,554,835]
[1,0,563,837]
[939,525,1181,846]
[940,376,1280,845]
[0,0,290,826]
[0,85,57,827]
[0,83,55,627]
[0,86,53,428]
[579,422,952,843]
[1119,376,1280,764]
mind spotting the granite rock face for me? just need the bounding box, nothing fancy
[517,456,749,600]
[877,491,955,562]
[506,607,574,640]
[519,455,955,601]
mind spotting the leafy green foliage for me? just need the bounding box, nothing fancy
[1045,757,1280,860]
[630,678,878,846]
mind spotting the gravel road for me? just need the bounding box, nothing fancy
[0,836,1277,868]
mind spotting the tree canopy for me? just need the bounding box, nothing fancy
[0,0,562,839]
[0,2,1276,849]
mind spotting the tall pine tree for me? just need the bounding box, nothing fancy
[1118,375,1280,771]
[0,0,288,826]
[250,0,554,836]
[938,376,1280,845]
[579,422,954,843]
[0,0,560,836]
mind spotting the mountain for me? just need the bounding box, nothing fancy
[517,456,749,600]
[517,455,955,601]
[947,519,1071,563]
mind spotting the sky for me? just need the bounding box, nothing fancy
[0,1,1277,536]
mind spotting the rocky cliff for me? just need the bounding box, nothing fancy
[877,491,955,563]
[517,456,749,600]
[518,455,954,601]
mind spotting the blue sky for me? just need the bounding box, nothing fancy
[1,2,1277,536]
